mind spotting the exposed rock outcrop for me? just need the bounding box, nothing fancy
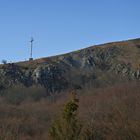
[0,38,140,93]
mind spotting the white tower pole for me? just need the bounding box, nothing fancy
[30,37,34,60]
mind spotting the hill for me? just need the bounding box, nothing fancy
[0,38,140,93]
[0,38,140,139]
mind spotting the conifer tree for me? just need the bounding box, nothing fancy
[49,91,82,140]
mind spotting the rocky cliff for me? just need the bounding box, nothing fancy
[0,38,140,93]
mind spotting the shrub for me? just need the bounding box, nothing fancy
[4,85,28,105]
[1,59,7,64]
[3,85,47,105]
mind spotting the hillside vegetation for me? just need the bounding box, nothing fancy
[0,81,139,140]
[0,38,140,139]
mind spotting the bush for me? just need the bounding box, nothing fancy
[4,85,28,105]
[3,85,47,105]
[1,59,7,64]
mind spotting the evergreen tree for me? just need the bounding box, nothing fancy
[49,91,82,140]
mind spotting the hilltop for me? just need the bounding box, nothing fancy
[0,38,140,93]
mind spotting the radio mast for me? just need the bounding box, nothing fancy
[29,37,34,61]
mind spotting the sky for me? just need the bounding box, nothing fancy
[0,0,140,62]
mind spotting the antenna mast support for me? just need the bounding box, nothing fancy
[29,37,34,61]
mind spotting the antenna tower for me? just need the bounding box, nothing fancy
[29,37,34,61]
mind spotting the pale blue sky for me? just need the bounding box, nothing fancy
[0,0,140,62]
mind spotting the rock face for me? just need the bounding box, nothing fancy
[0,38,140,93]
[0,64,68,93]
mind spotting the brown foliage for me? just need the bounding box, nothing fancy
[0,81,140,139]
[79,81,140,140]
